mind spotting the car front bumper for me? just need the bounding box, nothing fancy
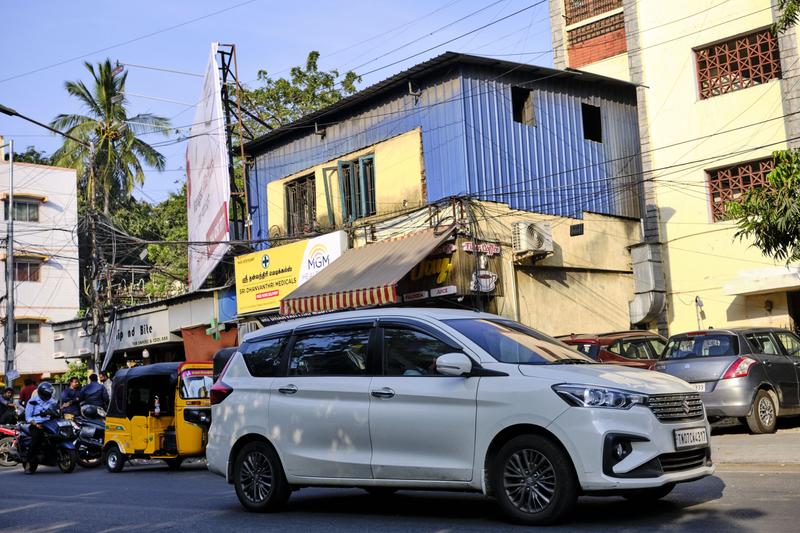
[547,405,714,491]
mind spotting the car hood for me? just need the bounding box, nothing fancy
[516,364,694,395]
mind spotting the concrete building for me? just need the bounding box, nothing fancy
[550,0,800,333]
[0,159,80,381]
[242,53,649,334]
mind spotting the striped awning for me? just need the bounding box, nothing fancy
[280,226,456,315]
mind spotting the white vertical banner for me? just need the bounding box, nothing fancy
[186,42,231,291]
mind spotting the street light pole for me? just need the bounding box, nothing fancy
[2,140,15,382]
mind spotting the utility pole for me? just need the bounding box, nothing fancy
[0,104,100,370]
[2,139,15,381]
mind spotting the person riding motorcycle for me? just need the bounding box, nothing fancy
[23,382,58,474]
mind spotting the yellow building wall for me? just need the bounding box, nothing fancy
[579,0,797,333]
[577,52,631,83]
[266,128,426,235]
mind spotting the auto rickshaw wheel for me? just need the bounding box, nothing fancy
[104,444,125,473]
[164,457,183,470]
[233,441,290,512]
[57,448,77,473]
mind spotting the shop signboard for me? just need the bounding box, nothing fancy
[235,231,348,315]
[113,309,177,350]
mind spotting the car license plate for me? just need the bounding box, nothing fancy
[674,427,708,450]
[693,382,706,392]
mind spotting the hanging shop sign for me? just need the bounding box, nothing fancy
[398,237,503,301]
[235,231,348,315]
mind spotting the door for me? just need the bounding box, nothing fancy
[369,322,478,481]
[774,331,800,407]
[744,332,799,408]
[268,325,374,479]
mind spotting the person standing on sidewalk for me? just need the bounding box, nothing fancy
[61,378,81,420]
[80,374,109,409]
[99,371,112,406]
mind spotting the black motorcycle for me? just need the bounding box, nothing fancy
[74,404,105,468]
[13,409,78,474]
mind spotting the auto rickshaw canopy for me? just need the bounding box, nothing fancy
[108,362,181,419]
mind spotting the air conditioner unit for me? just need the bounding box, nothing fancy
[512,221,553,255]
[238,320,263,344]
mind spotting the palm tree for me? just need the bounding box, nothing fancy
[50,59,171,214]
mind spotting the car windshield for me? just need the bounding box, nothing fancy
[443,319,594,365]
[663,334,739,360]
[180,369,214,399]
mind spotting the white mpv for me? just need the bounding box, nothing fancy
[207,308,713,525]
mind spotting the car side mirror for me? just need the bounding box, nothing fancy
[436,353,473,377]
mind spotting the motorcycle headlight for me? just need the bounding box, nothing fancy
[552,384,647,410]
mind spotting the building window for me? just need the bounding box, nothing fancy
[3,200,39,222]
[16,323,41,344]
[707,158,774,221]
[564,0,623,26]
[511,87,535,126]
[13,261,41,282]
[696,29,781,100]
[338,155,376,222]
[285,174,316,235]
[581,103,602,142]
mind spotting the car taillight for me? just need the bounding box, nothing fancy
[722,357,757,379]
[210,381,233,405]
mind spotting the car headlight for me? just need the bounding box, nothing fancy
[552,384,647,409]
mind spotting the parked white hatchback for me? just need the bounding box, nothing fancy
[207,308,713,525]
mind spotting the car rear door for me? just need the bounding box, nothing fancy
[268,322,375,479]
[772,331,800,407]
[368,319,478,481]
[744,332,799,409]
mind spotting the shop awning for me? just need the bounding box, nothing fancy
[280,226,456,315]
[723,266,800,296]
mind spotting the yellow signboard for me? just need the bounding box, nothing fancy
[235,231,347,315]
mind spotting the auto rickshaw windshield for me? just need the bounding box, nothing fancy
[180,369,213,399]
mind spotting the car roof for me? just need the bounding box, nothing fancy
[559,331,664,342]
[243,307,499,343]
[667,327,791,339]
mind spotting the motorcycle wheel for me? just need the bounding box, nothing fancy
[57,448,77,473]
[0,437,15,467]
[22,461,38,474]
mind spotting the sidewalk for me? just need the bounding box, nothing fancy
[711,422,800,465]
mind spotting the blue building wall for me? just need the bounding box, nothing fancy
[247,63,641,244]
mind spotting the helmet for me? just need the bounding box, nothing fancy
[81,404,98,418]
[37,382,54,401]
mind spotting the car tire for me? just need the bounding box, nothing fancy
[622,483,675,502]
[57,448,77,473]
[104,444,125,473]
[491,434,578,526]
[164,458,183,470]
[363,487,398,497]
[746,390,778,434]
[234,441,291,513]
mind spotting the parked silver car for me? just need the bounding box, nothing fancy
[655,328,800,433]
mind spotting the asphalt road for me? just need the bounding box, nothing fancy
[0,460,797,533]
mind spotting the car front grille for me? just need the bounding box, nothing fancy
[659,448,710,473]
[648,393,704,422]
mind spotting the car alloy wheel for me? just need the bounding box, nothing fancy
[503,449,557,514]
[758,396,775,428]
[240,450,273,504]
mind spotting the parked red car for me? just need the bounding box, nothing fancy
[559,331,667,370]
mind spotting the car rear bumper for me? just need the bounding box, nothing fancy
[698,379,755,418]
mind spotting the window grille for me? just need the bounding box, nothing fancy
[284,174,316,235]
[707,158,774,221]
[338,155,376,222]
[564,0,623,26]
[696,29,781,100]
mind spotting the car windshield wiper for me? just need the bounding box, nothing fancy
[550,358,594,365]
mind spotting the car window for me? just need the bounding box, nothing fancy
[443,319,593,365]
[383,327,455,376]
[663,334,739,359]
[775,331,800,357]
[745,333,780,355]
[289,328,370,376]
[647,338,666,357]
[242,337,285,377]
[617,340,651,360]
[572,343,599,360]
[607,341,622,355]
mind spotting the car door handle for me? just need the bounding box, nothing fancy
[762,360,773,367]
[278,385,298,395]
[371,388,395,399]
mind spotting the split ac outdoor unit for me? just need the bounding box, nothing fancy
[238,320,263,344]
[512,221,553,255]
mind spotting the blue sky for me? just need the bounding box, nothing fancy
[0,0,553,203]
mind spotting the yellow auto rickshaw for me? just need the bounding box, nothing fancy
[103,362,214,472]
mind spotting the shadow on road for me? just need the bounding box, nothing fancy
[712,416,800,436]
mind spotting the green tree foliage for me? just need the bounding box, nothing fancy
[727,150,800,263]
[12,146,51,165]
[49,60,172,214]
[57,361,89,385]
[776,0,800,33]
[240,51,360,138]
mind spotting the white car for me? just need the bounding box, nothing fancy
[207,308,713,525]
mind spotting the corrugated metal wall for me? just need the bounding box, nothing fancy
[248,65,642,243]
